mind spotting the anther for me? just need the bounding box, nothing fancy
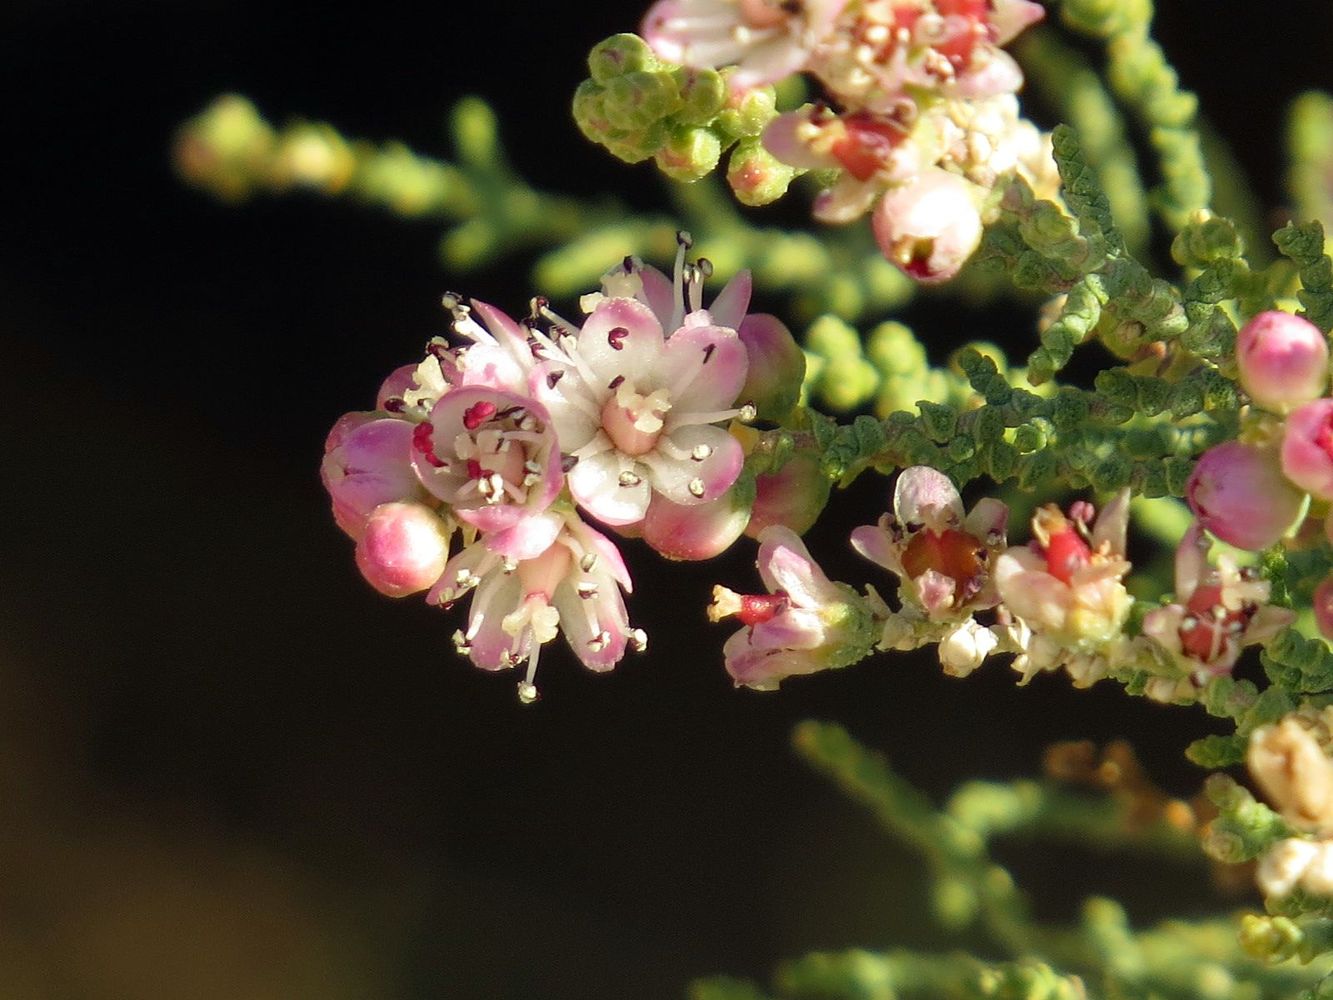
[688,477,706,498]
[738,403,757,422]
[676,230,693,249]
[463,400,498,430]
[628,628,648,653]
[607,326,629,351]
[690,444,712,461]
[702,343,716,364]
[576,581,599,599]
[580,552,598,573]
[382,397,405,413]
[619,470,643,487]
[608,375,625,390]
[516,681,540,704]
[695,257,713,278]
[546,370,564,389]
[561,454,579,472]
[588,630,612,652]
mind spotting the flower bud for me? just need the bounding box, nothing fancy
[1283,398,1333,499]
[654,126,722,182]
[871,169,983,284]
[641,474,753,560]
[354,501,451,597]
[321,415,425,539]
[1186,441,1306,550]
[726,138,796,207]
[1315,575,1333,641]
[1237,310,1329,412]
[736,313,804,420]
[745,453,830,539]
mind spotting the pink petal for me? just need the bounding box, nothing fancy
[636,264,677,331]
[1090,489,1130,555]
[659,323,748,412]
[483,510,564,561]
[762,112,839,171]
[954,50,1024,99]
[553,584,628,672]
[579,299,665,388]
[706,269,752,331]
[756,526,834,608]
[568,449,652,526]
[963,497,1009,543]
[1173,522,1208,603]
[465,571,526,671]
[642,424,744,504]
[894,466,964,528]
[849,524,899,573]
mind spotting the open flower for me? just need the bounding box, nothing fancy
[709,525,876,690]
[410,385,564,557]
[851,465,1007,620]
[810,0,1043,112]
[642,0,847,91]
[529,295,749,526]
[993,491,1133,685]
[1141,522,1295,682]
[430,510,642,701]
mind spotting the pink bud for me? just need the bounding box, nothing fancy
[321,415,425,538]
[1187,441,1306,550]
[354,501,451,597]
[737,314,805,421]
[641,480,752,560]
[871,169,983,284]
[1315,575,1333,641]
[1237,311,1329,413]
[745,453,830,539]
[1283,398,1333,499]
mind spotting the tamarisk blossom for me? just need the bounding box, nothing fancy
[709,525,876,690]
[851,465,1007,676]
[1187,440,1306,550]
[993,491,1133,687]
[642,0,848,91]
[430,510,643,702]
[1141,523,1294,690]
[411,385,565,558]
[811,0,1044,112]
[322,412,430,539]
[528,274,751,527]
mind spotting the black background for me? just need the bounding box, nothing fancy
[2,2,1331,997]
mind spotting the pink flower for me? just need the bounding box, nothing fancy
[709,526,875,690]
[642,0,847,91]
[850,466,1007,619]
[1283,399,1333,501]
[321,413,427,539]
[871,167,983,283]
[1188,440,1307,549]
[1141,523,1295,681]
[762,106,924,222]
[529,295,748,526]
[410,386,564,557]
[597,241,754,335]
[809,0,1042,113]
[1237,310,1329,414]
[993,492,1133,677]
[430,511,641,701]
[354,501,454,597]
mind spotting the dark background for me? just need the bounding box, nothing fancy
[1,2,1330,997]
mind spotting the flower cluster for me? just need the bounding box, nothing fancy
[322,241,804,699]
[640,0,1053,280]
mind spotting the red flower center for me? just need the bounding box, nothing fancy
[901,528,985,588]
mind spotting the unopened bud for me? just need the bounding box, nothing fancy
[1237,310,1329,413]
[872,169,983,284]
[654,126,722,182]
[1186,441,1306,550]
[355,501,451,597]
[726,138,796,206]
[1283,398,1333,500]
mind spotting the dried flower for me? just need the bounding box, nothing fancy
[1249,717,1333,834]
[1141,523,1294,681]
[710,525,876,689]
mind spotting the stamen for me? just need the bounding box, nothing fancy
[580,552,599,573]
[691,444,713,461]
[607,326,629,351]
[577,581,599,599]
[463,400,498,430]
[628,628,648,653]
[546,370,564,389]
[608,375,625,390]
[618,470,643,487]
[688,477,706,498]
